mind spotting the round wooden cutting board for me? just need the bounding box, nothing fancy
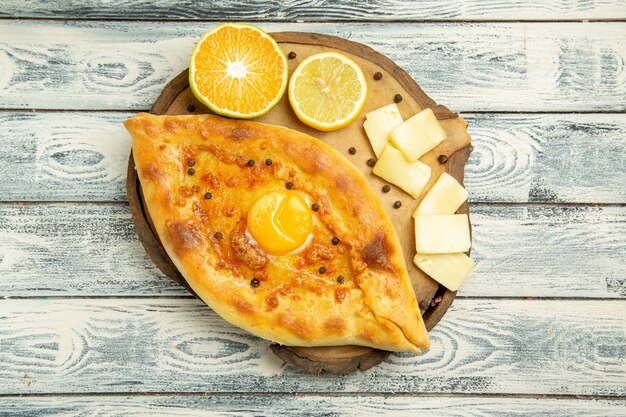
[126,32,472,374]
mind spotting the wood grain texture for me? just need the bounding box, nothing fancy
[0,21,625,112]
[0,112,130,202]
[464,113,626,204]
[1,395,625,416]
[1,0,625,21]
[0,203,171,296]
[0,10,624,406]
[0,298,624,395]
[467,205,626,297]
[2,112,625,203]
[0,204,623,298]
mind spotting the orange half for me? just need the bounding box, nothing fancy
[189,23,288,119]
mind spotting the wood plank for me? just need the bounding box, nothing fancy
[1,112,625,204]
[0,203,174,296]
[1,0,625,21]
[0,298,623,395]
[0,112,130,202]
[0,204,623,298]
[1,395,625,416]
[0,21,624,112]
[467,205,626,298]
[465,113,626,204]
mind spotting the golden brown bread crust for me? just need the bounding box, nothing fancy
[125,112,429,353]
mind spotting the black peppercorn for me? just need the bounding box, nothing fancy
[394,94,403,103]
[319,266,327,274]
[286,182,294,189]
[187,159,195,167]
[382,184,391,193]
[337,275,345,284]
[438,154,448,164]
[288,51,297,59]
[187,168,195,175]
[250,278,260,287]
[366,158,376,167]
[331,237,340,245]
[247,159,255,167]
[373,72,383,80]
[311,203,319,212]
[187,104,195,112]
[214,232,223,240]
[204,192,212,200]
[393,200,402,209]
[348,147,357,155]
[265,158,273,166]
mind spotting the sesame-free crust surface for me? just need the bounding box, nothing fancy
[126,112,430,355]
[127,32,472,374]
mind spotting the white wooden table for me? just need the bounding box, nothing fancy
[1,1,625,415]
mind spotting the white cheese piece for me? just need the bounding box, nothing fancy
[413,253,474,291]
[389,108,446,161]
[363,104,404,157]
[373,146,431,198]
[414,214,471,254]
[413,172,469,217]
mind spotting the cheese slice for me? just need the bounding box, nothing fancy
[413,253,474,291]
[373,145,431,198]
[389,108,446,161]
[414,214,470,254]
[413,172,469,217]
[363,104,404,157]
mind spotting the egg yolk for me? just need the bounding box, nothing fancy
[247,191,313,256]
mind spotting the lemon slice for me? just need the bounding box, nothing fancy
[288,52,368,131]
[189,23,288,119]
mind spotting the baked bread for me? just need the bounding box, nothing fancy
[125,113,429,353]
